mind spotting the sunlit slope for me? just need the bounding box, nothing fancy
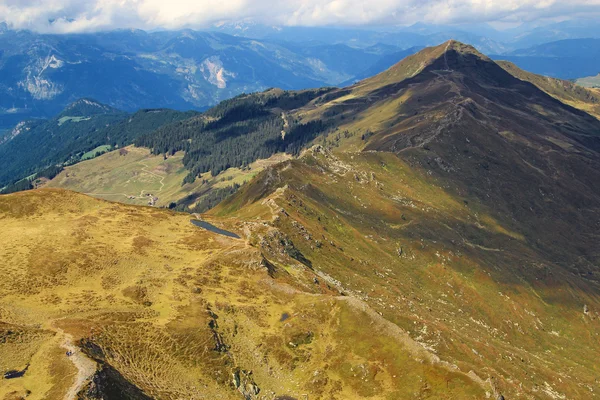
[216,147,600,400]
[0,189,486,399]
[4,40,600,400]
[45,145,291,210]
[577,73,600,88]
[44,146,197,207]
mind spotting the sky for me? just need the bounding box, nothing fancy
[0,0,599,33]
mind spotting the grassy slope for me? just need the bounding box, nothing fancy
[81,145,112,161]
[0,189,485,399]
[216,148,600,400]
[45,146,291,208]
[576,74,600,88]
[4,41,600,400]
[45,146,200,207]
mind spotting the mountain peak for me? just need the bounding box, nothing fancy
[430,40,493,69]
[440,39,480,53]
[355,40,494,90]
[418,40,491,71]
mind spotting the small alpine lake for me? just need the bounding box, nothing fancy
[191,219,241,239]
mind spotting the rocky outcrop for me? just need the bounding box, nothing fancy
[76,364,153,400]
[232,368,260,400]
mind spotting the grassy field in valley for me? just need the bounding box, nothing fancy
[46,146,290,209]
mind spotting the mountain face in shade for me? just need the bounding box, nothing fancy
[362,41,600,272]
[497,60,600,119]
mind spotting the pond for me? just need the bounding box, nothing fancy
[4,365,28,379]
[191,219,241,239]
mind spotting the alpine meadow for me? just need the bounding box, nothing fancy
[1,3,600,400]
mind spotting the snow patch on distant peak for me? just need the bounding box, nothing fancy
[47,55,64,69]
[72,99,103,108]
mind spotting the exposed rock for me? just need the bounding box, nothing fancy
[232,368,260,400]
[77,364,152,400]
[207,310,229,352]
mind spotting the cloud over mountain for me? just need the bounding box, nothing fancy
[1,0,600,33]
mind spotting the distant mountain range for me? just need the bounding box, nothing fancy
[210,19,600,53]
[0,29,388,127]
[1,23,600,129]
[491,38,600,79]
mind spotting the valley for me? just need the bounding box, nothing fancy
[45,145,290,210]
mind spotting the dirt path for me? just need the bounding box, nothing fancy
[56,329,97,400]
[281,112,289,140]
[139,160,166,194]
[84,159,166,200]
[443,41,452,71]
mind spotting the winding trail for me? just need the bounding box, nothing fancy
[281,112,289,140]
[54,328,97,400]
[139,160,166,194]
[85,159,166,200]
[443,40,452,71]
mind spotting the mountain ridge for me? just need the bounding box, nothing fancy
[2,41,600,399]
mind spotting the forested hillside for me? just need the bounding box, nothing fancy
[136,88,334,183]
[0,100,198,190]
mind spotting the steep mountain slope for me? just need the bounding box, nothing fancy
[2,41,600,400]
[340,46,424,86]
[40,87,333,212]
[214,40,600,399]
[135,87,334,184]
[306,40,600,276]
[0,189,486,399]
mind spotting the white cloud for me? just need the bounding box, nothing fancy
[0,0,599,33]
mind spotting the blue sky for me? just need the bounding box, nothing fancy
[1,0,599,33]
